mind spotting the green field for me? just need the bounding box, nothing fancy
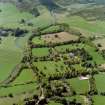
[95,73,105,93]
[84,44,105,64]
[32,47,50,57]
[34,61,68,76]
[0,3,54,30]
[41,25,62,34]
[32,36,45,45]
[0,83,37,96]
[0,36,23,81]
[67,78,89,94]
[0,3,34,30]
[28,6,54,28]
[0,67,37,97]
[58,16,105,34]
[12,69,36,84]
[93,95,105,105]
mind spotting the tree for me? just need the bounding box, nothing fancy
[97,43,102,47]
[30,8,40,17]
[0,37,1,40]
[8,93,13,98]
[20,19,25,24]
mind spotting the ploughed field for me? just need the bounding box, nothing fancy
[1,2,105,105]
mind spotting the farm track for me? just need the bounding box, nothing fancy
[0,63,23,85]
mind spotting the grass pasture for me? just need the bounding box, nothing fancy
[29,6,54,28]
[32,36,45,45]
[0,36,23,82]
[12,69,36,84]
[58,16,105,34]
[67,78,89,94]
[55,43,78,52]
[0,67,37,97]
[84,44,105,64]
[32,47,50,57]
[34,61,68,76]
[0,3,34,30]
[93,95,105,105]
[0,82,37,96]
[0,3,54,30]
[41,25,62,34]
[95,73,105,93]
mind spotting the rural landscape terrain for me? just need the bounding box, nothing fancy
[1,0,105,105]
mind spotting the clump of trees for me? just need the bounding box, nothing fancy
[30,8,40,17]
[14,28,28,37]
[88,75,98,95]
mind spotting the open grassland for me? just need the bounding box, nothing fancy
[32,47,50,57]
[93,95,105,105]
[58,16,105,35]
[84,44,105,64]
[0,36,22,82]
[12,69,36,84]
[0,3,33,30]
[95,73,105,93]
[0,93,33,105]
[0,96,24,105]
[55,43,78,52]
[0,3,53,29]
[2,3,105,35]
[29,6,54,28]
[0,83,37,96]
[41,25,62,34]
[67,78,89,94]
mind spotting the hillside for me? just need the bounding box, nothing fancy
[0,0,105,19]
